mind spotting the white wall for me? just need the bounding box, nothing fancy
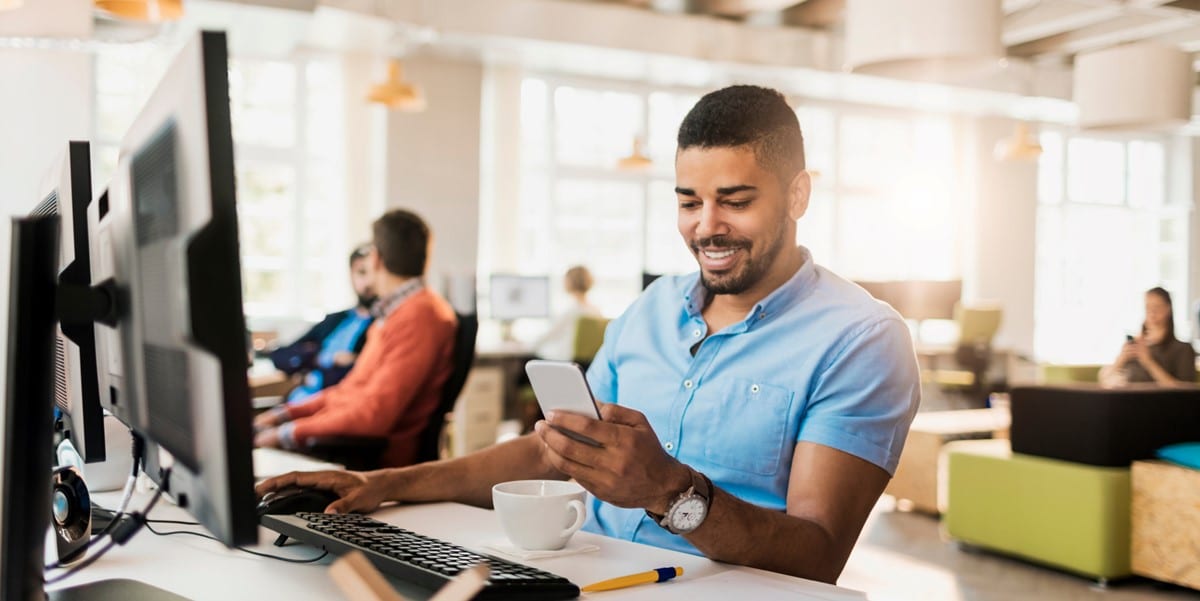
[961,116,1039,358]
[0,48,94,414]
[383,55,483,313]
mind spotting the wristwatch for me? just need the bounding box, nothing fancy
[646,469,713,535]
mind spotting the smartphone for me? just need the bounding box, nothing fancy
[525,360,603,447]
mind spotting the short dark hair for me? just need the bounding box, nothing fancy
[676,85,805,183]
[372,209,429,277]
[349,243,371,267]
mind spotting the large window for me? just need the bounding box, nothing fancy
[1034,131,1189,363]
[94,50,347,322]
[510,78,697,317]
[499,76,962,319]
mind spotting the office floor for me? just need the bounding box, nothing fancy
[834,382,1200,601]
[839,496,1199,601]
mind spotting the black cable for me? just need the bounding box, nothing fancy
[90,432,144,539]
[143,521,329,564]
[44,468,169,585]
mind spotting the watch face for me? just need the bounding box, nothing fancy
[669,497,707,533]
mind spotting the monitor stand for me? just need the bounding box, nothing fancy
[499,319,516,343]
[49,579,191,601]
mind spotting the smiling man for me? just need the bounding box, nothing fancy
[256,85,920,584]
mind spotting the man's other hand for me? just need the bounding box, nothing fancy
[255,470,386,515]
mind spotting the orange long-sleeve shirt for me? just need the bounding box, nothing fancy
[284,288,457,467]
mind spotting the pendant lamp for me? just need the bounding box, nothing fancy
[367,59,426,112]
[1073,42,1192,131]
[845,0,1003,80]
[617,137,652,171]
[94,0,183,21]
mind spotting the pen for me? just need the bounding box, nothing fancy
[581,566,683,593]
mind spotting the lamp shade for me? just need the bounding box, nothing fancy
[367,59,426,112]
[994,123,1043,162]
[94,0,183,21]
[1073,42,1192,131]
[617,137,652,171]
[845,0,1003,80]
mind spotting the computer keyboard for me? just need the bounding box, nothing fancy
[261,512,580,600]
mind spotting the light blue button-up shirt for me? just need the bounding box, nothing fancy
[581,247,920,555]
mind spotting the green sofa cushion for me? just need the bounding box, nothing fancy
[944,440,1131,580]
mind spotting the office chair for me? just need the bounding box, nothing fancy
[302,313,479,470]
[571,315,609,372]
[926,304,1003,404]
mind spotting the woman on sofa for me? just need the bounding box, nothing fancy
[1100,287,1197,387]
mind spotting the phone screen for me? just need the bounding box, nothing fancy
[525,360,603,447]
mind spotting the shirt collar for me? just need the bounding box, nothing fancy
[681,245,819,327]
[371,278,425,319]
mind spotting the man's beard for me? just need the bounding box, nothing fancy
[692,223,788,295]
[357,294,378,309]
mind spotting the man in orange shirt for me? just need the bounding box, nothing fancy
[253,209,458,468]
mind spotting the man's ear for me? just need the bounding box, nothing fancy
[787,170,811,221]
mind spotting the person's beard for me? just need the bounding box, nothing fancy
[691,219,788,295]
[357,294,378,309]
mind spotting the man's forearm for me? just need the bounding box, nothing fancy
[683,487,851,584]
[373,434,564,508]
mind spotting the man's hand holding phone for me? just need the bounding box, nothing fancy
[525,360,692,514]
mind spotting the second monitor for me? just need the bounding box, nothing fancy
[489,274,550,321]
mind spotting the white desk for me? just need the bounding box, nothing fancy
[49,500,867,600]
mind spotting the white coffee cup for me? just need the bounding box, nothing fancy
[492,480,587,551]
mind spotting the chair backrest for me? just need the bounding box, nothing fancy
[572,315,609,366]
[416,313,478,463]
[956,304,1003,346]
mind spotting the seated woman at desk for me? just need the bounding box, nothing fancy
[530,265,603,361]
[1100,287,1197,387]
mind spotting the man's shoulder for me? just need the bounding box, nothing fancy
[804,265,904,325]
[378,288,455,327]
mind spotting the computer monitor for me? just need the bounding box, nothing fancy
[31,142,107,464]
[489,274,550,321]
[91,30,256,547]
[1,213,61,601]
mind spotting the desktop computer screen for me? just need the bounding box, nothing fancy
[91,29,256,548]
[1,214,61,601]
[3,31,256,599]
[489,274,550,321]
[32,142,107,464]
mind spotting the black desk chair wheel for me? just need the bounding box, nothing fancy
[302,313,478,471]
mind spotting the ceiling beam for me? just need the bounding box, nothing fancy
[688,0,804,16]
[1002,0,1124,46]
[1008,10,1200,56]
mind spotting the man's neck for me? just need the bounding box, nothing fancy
[376,273,418,298]
[703,246,805,327]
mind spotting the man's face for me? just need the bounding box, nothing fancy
[350,257,377,307]
[675,145,802,296]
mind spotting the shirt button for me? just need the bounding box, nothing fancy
[664,442,674,451]
[683,379,693,389]
[751,384,760,393]
[692,329,702,337]
[758,313,766,320]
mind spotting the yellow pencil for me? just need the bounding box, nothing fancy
[581,566,683,593]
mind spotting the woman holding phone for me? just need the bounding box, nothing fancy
[1100,287,1197,387]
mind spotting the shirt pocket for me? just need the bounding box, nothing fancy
[697,378,795,476]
